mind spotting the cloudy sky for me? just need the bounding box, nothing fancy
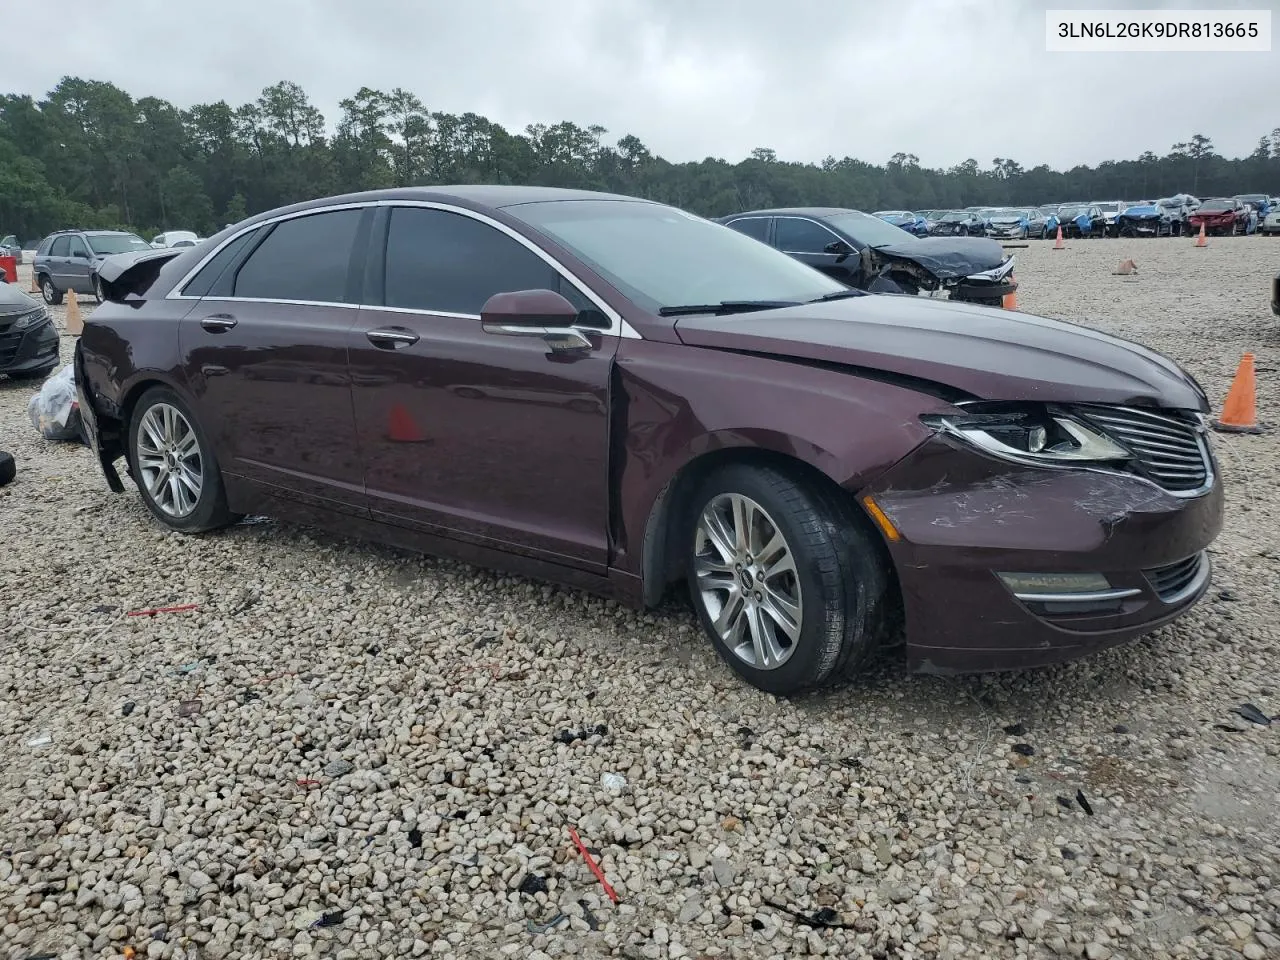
[5,0,1278,170]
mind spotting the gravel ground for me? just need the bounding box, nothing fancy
[1,238,1279,960]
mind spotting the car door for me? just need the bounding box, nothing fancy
[772,216,855,282]
[176,204,373,517]
[47,236,72,287]
[348,203,620,571]
[65,235,95,292]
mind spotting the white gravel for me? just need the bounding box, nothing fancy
[2,238,1279,960]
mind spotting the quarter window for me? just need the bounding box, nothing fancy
[725,217,770,242]
[232,209,363,303]
[182,227,263,298]
[774,218,837,254]
[384,207,605,326]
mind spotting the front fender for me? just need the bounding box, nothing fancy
[611,337,953,579]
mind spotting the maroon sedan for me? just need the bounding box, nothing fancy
[76,186,1223,694]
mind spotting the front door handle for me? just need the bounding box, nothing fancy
[201,314,237,332]
[366,327,420,349]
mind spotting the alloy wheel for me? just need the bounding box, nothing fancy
[693,492,803,670]
[136,402,204,518]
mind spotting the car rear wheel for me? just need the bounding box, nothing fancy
[127,387,239,533]
[686,463,890,695]
[40,276,63,306]
[91,274,103,304]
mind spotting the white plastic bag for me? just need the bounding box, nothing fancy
[27,363,84,442]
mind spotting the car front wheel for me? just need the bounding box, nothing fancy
[127,386,239,533]
[92,274,103,304]
[40,276,63,306]
[686,463,890,695]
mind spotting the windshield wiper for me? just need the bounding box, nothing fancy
[658,300,801,317]
[808,289,867,303]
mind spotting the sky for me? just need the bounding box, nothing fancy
[4,0,1278,171]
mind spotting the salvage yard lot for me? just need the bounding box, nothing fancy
[1,238,1278,960]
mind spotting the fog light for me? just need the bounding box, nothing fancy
[997,572,1110,594]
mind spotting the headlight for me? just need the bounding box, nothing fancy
[923,403,1132,465]
[11,307,48,331]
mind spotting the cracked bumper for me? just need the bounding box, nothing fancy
[861,435,1224,673]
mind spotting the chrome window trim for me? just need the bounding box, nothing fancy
[772,215,848,255]
[165,198,641,340]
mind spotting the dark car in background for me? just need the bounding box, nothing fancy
[719,207,1017,306]
[1116,200,1172,237]
[1058,204,1107,238]
[33,229,152,305]
[930,210,986,236]
[0,282,59,380]
[76,186,1222,693]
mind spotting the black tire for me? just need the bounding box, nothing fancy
[40,276,63,306]
[0,451,14,488]
[91,274,103,304]
[684,463,891,695]
[126,386,239,533]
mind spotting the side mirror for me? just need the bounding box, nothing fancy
[480,289,592,353]
[824,239,853,257]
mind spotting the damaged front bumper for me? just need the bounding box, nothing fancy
[946,257,1017,306]
[859,432,1223,674]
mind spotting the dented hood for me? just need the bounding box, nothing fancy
[869,236,1009,279]
[673,294,1208,411]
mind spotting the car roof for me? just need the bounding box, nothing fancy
[723,207,857,219]
[236,186,654,226]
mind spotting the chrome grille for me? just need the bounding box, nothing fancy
[1143,552,1205,602]
[1074,405,1211,494]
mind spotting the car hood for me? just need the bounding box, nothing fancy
[869,236,1009,279]
[0,282,39,315]
[1193,208,1234,217]
[673,294,1207,410]
[989,216,1024,225]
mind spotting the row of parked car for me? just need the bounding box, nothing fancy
[876,192,1279,241]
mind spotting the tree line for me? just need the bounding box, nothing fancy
[1,76,1278,242]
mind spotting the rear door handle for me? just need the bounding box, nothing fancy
[201,314,237,332]
[366,327,419,349]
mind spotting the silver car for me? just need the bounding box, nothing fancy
[32,229,151,305]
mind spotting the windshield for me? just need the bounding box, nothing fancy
[1096,203,1120,212]
[509,200,848,313]
[939,211,966,222]
[87,233,150,255]
[1198,200,1231,212]
[1236,194,1267,203]
[823,211,920,249]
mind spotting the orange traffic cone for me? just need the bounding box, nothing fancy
[1053,226,1065,250]
[64,290,83,335]
[387,403,429,442]
[29,272,39,294]
[1195,222,1207,247]
[1001,280,1017,310]
[1212,353,1265,434]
